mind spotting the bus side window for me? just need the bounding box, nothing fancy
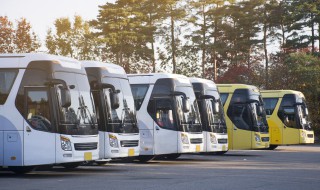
[26,89,52,132]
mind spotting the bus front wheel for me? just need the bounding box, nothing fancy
[137,155,154,162]
[61,162,81,169]
[268,145,278,150]
[165,154,181,160]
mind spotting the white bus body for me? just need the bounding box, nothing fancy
[0,54,99,172]
[189,78,228,154]
[129,73,204,161]
[82,61,139,160]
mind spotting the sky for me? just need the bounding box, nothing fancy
[0,0,114,46]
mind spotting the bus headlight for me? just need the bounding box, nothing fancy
[210,133,217,144]
[181,133,189,144]
[109,134,119,148]
[255,134,261,142]
[60,135,72,151]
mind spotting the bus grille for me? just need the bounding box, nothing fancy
[307,134,314,138]
[190,138,203,144]
[261,137,269,142]
[218,138,228,144]
[120,140,139,147]
[74,142,98,151]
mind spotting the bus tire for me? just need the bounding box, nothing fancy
[213,151,228,155]
[268,145,278,150]
[137,155,154,162]
[165,154,181,160]
[61,162,81,169]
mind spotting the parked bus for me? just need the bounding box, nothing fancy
[261,90,314,149]
[217,84,269,150]
[82,61,139,161]
[0,53,99,173]
[128,73,204,161]
[189,78,228,154]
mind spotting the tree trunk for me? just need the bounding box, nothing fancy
[170,6,176,74]
[311,13,315,54]
[201,4,206,78]
[263,22,269,89]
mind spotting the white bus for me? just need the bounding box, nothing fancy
[0,53,99,173]
[82,61,139,161]
[128,73,204,162]
[189,78,228,154]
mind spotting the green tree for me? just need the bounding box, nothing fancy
[92,0,151,73]
[46,15,99,60]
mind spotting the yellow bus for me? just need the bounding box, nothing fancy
[261,90,314,149]
[217,84,269,150]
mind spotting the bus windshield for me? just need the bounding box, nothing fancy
[175,86,202,133]
[56,72,98,135]
[228,89,268,133]
[297,98,312,131]
[206,90,227,133]
[103,78,138,134]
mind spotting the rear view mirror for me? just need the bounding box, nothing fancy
[60,86,71,108]
[182,98,190,113]
[110,91,120,109]
[256,104,263,116]
[213,101,220,114]
[303,107,309,116]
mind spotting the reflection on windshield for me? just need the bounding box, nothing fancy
[175,94,202,133]
[297,100,312,130]
[104,79,138,133]
[205,99,227,133]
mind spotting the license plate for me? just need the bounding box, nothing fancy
[196,145,200,152]
[84,152,92,161]
[128,149,135,156]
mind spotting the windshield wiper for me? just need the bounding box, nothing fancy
[77,96,96,128]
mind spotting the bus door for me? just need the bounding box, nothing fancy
[228,103,252,149]
[281,106,299,144]
[23,87,56,165]
[152,98,178,155]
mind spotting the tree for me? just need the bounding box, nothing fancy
[0,16,15,53]
[0,16,40,53]
[46,15,99,60]
[14,18,41,53]
[92,0,151,73]
[157,0,186,74]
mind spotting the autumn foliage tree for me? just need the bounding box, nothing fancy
[0,16,40,53]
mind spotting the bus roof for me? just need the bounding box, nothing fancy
[189,77,217,88]
[217,84,260,93]
[261,90,305,98]
[81,61,126,75]
[128,73,190,85]
[0,53,81,69]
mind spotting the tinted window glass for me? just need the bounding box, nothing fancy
[277,95,298,129]
[130,84,149,110]
[263,98,278,115]
[26,89,52,132]
[0,69,18,105]
[220,93,228,106]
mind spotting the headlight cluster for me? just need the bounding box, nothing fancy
[109,134,119,148]
[255,134,261,142]
[181,133,189,144]
[210,133,217,144]
[60,135,72,151]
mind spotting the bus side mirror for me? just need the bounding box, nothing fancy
[182,98,190,113]
[256,105,263,116]
[213,102,220,114]
[60,87,71,108]
[303,107,309,116]
[110,91,120,109]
